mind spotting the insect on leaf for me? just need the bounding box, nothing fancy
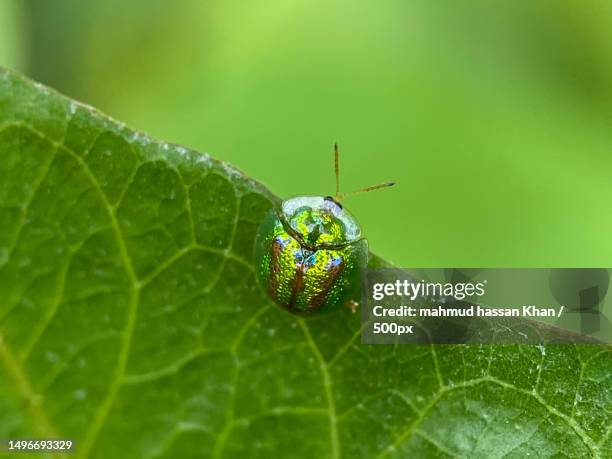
[0,68,610,458]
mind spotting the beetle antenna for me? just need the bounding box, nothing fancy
[334,143,340,200]
[336,181,396,201]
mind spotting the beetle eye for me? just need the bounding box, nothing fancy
[324,195,343,210]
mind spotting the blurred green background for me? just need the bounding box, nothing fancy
[2,0,612,268]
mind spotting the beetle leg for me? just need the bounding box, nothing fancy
[345,299,358,314]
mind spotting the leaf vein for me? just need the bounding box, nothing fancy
[299,320,341,459]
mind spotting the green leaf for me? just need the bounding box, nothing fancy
[0,68,610,459]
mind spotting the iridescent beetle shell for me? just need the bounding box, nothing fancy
[254,196,368,314]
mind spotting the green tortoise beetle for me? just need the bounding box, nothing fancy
[254,144,395,315]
